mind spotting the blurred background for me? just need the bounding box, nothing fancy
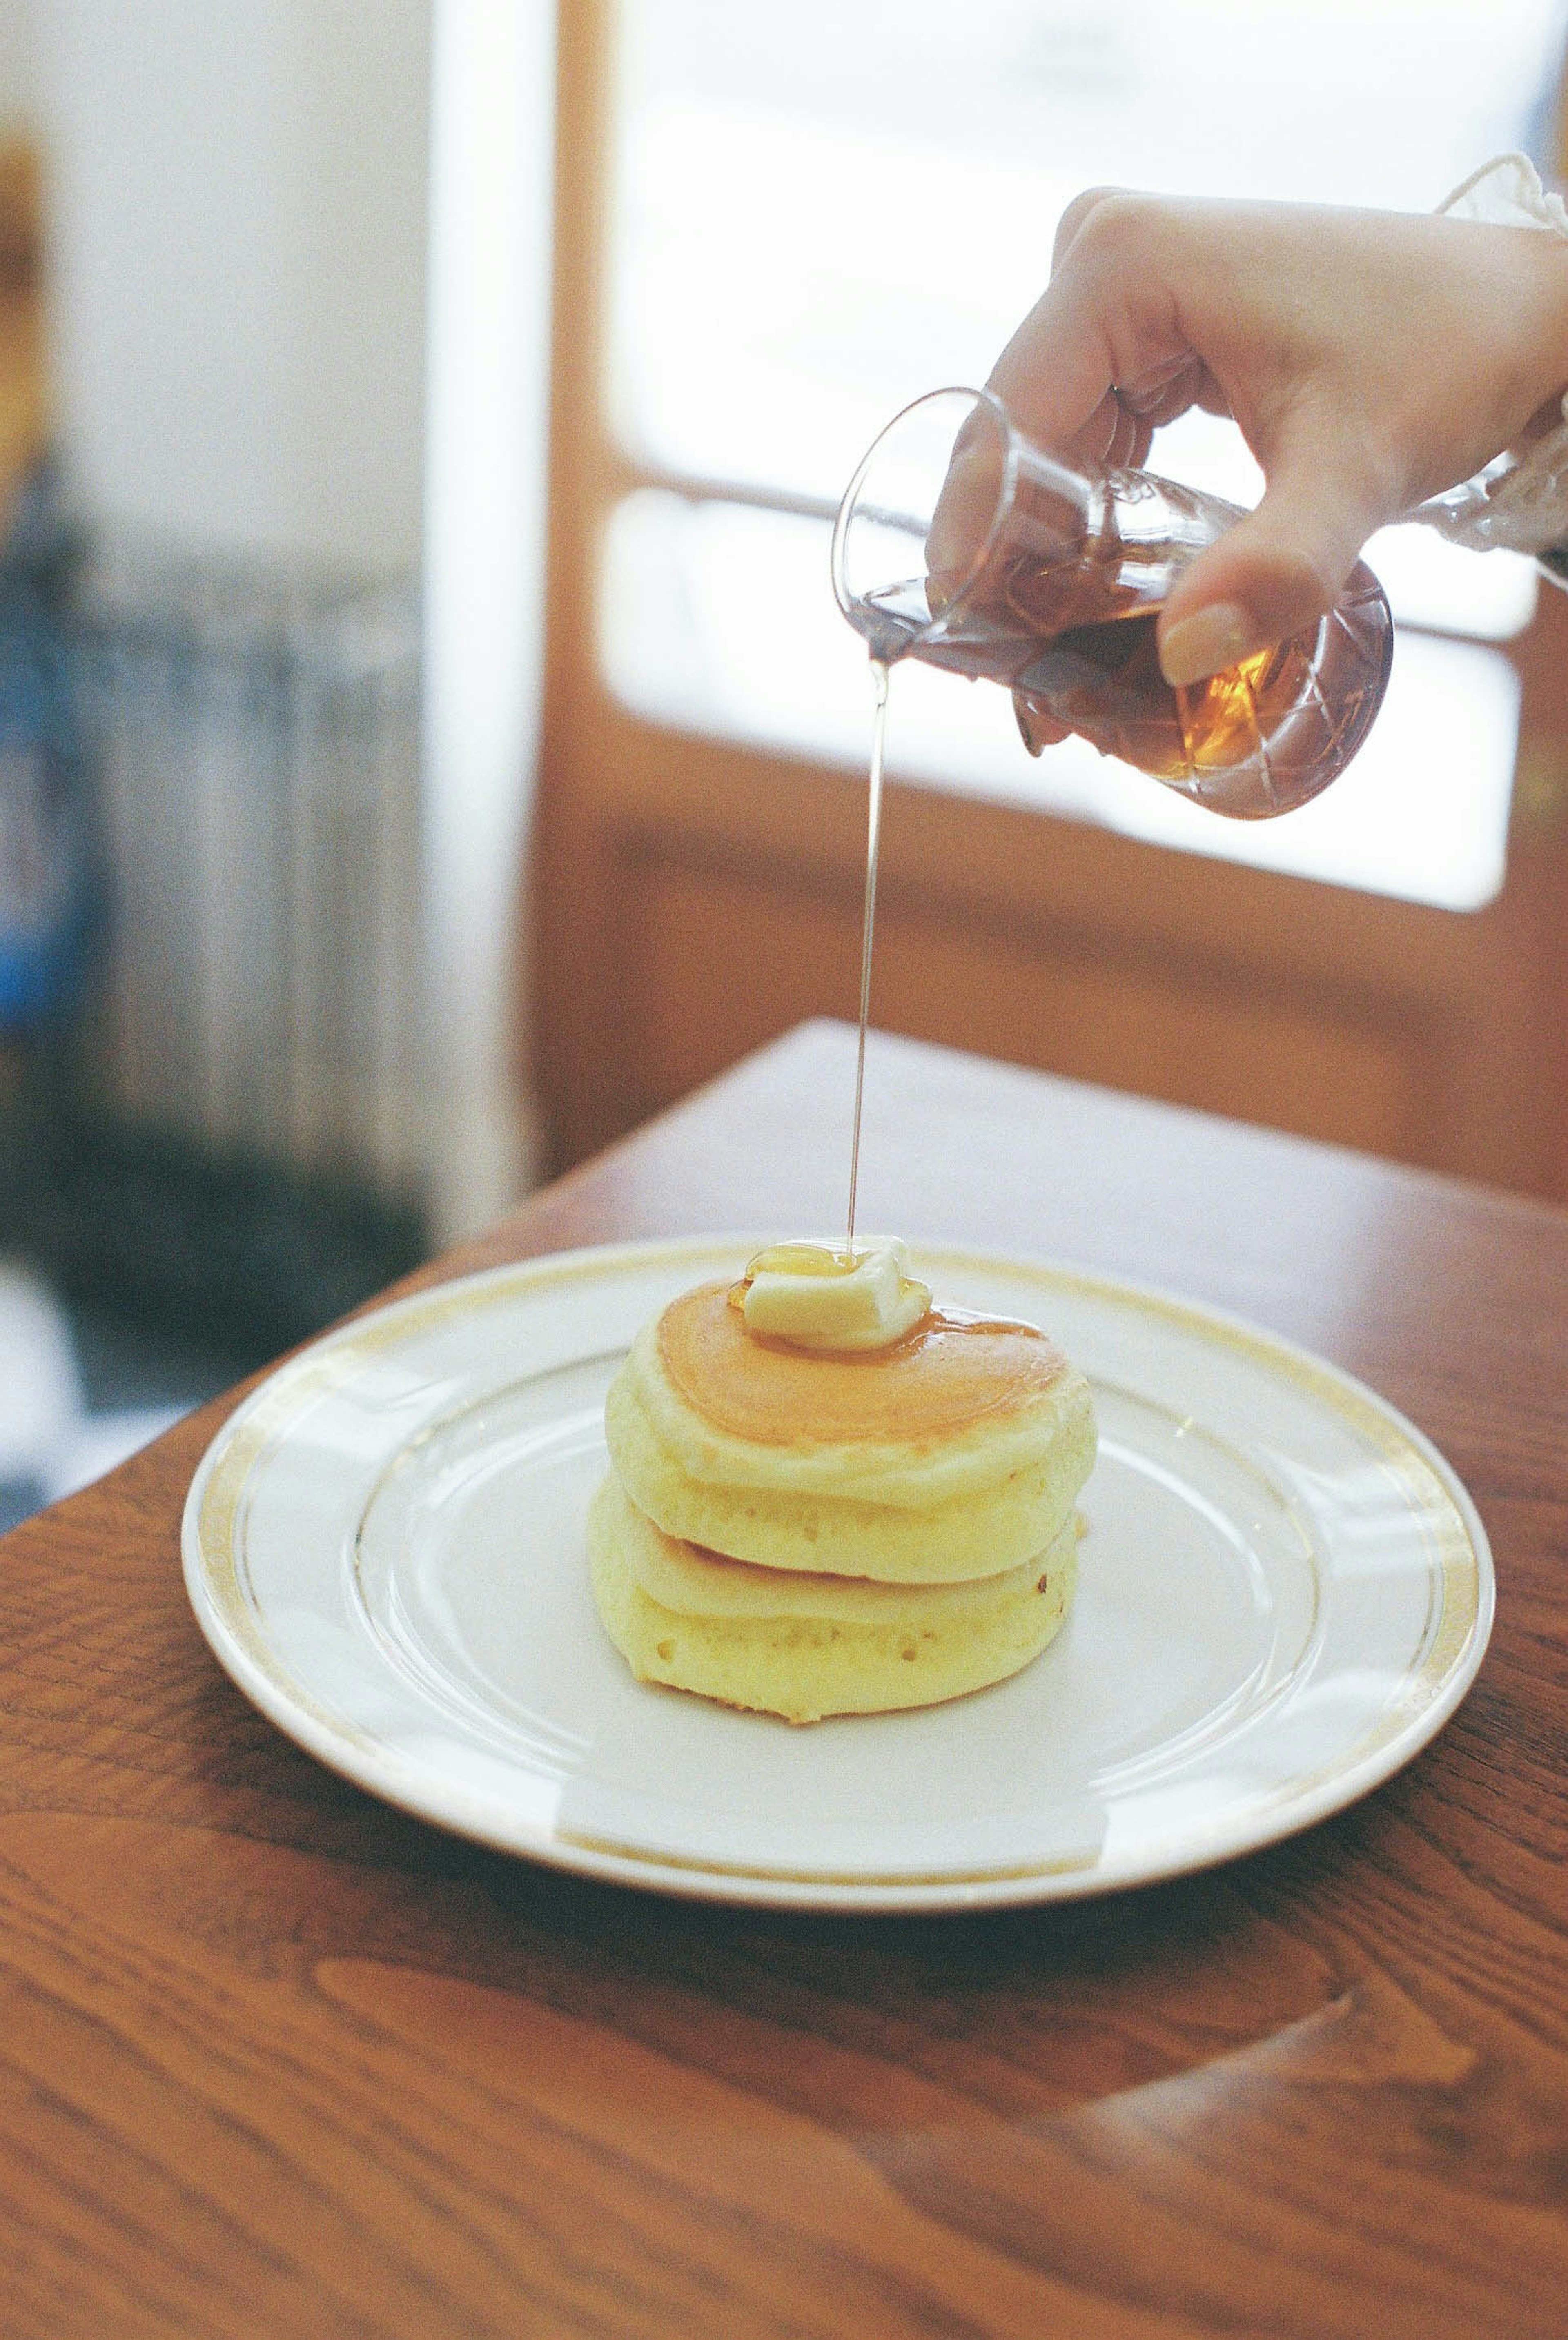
[3,0,1568,1527]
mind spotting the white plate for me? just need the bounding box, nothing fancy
[183,1238,1493,1913]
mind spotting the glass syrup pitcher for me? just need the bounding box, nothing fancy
[831,385,1395,819]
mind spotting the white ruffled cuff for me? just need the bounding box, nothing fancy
[1412,153,1568,571]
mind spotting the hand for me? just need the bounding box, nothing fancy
[991,187,1568,732]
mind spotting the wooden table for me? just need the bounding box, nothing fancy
[4,1021,1566,2339]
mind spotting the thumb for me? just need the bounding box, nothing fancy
[1156,440,1391,688]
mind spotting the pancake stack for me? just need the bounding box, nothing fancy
[589,1244,1096,1723]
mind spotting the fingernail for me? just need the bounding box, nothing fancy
[1015,697,1044,757]
[1158,603,1255,688]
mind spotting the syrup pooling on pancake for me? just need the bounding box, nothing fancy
[661,1278,1068,1449]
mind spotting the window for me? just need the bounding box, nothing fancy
[537,0,1568,1198]
[600,0,1568,911]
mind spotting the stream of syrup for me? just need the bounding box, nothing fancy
[843,657,889,1259]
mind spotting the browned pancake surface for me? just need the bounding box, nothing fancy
[657,1283,1067,1450]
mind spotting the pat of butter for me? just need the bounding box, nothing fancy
[737,1239,932,1351]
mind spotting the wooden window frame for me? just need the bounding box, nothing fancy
[532,0,1568,1203]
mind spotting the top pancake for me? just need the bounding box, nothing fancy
[659,1282,1069,1451]
[603,1279,1096,1580]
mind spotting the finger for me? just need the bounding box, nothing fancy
[1114,351,1202,416]
[926,415,1007,596]
[1157,428,1394,686]
[990,292,1199,471]
[1119,410,1157,469]
[1119,355,1212,433]
[987,275,1120,461]
[1051,183,1129,270]
[993,189,1198,461]
[1077,387,1128,468]
[1103,396,1141,469]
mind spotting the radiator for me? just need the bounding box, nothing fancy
[71,539,425,1205]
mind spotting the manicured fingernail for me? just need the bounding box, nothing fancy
[1015,697,1044,757]
[1158,603,1255,688]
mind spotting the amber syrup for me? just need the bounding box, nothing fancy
[843,657,889,1260]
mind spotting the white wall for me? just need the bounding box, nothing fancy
[421,0,556,1239]
[31,0,430,571]
[0,0,34,122]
